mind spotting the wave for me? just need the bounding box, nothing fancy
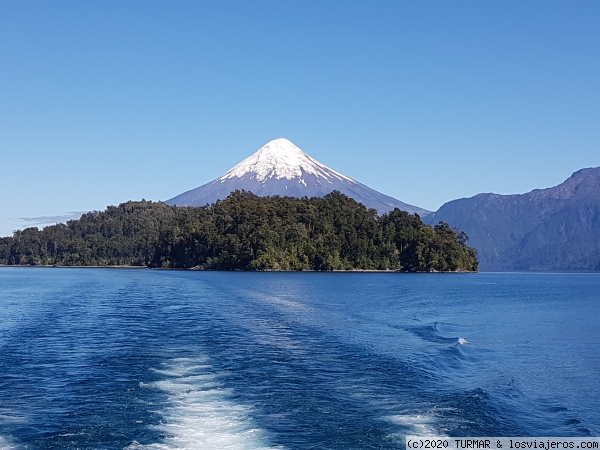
[131,356,283,450]
[408,323,469,348]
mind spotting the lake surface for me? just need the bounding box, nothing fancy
[0,268,598,449]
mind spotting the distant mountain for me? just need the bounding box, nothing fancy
[425,167,600,271]
[166,138,430,216]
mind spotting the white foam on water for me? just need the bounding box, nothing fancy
[0,409,27,450]
[0,435,20,450]
[136,356,284,450]
[385,412,441,437]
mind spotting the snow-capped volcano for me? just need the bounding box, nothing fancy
[220,138,354,185]
[166,138,430,216]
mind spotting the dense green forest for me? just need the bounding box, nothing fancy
[0,191,478,271]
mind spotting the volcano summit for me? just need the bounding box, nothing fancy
[166,138,429,215]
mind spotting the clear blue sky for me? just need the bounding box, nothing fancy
[1,1,599,236]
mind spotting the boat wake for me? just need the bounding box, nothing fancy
[130,356,283,450]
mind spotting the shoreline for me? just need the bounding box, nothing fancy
[0,264,147,269]
[0,264,477,273]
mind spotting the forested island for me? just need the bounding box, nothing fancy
[0,191,477,272]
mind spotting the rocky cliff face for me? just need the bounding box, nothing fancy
[425,167,600,271]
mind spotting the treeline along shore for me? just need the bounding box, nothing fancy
[0,191,478,272]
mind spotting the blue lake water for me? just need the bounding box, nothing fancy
[0,268,598,449]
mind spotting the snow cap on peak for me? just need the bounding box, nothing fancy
[218,138,354,183]
[254,138,305,157]
[263,137,297,148]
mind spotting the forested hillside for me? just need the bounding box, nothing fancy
[0,191,477,272]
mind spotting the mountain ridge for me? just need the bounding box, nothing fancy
[425,166,600,271]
